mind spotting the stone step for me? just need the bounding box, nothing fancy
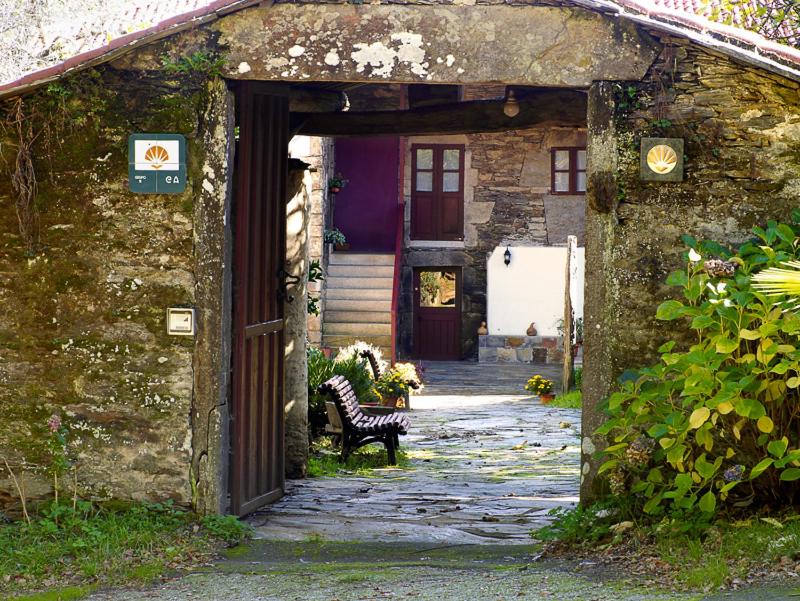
[326,288,393,301]
[327,264,395,278]
[323,334,393,351]
[325,322,392,336]
[329,253,394,266]
[325,298,392,312]
[326,277,394,290]
[325,310,392,324]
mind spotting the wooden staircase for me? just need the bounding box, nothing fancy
[323,253,394,358]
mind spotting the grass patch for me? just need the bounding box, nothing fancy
[549,390,582,409]
[12,586,95,601]
[0,501,253,598]
[536,503,800,592]
[653,517,800,590]
[308,439,410,477]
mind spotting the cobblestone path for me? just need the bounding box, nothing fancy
[249,361,579,544]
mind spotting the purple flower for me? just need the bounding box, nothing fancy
[723,464,745,483]
[47,414,61,433]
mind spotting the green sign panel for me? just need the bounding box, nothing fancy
[128,133,187,194]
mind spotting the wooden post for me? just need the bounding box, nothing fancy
[562,235,577,395]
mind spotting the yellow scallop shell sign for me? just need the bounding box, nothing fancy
[143,144,170,169]
[646,144,678,174]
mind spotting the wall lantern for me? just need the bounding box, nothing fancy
[504,246,512,266]
[640,137,684,182]
[503,89,520,118]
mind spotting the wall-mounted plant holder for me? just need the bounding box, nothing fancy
[640,137,684,182]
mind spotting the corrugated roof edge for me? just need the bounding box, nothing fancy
[0,0,798,100]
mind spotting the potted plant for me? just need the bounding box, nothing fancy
[375,368,411,409]
[323,228,347,253]
[525,374,555,403]
[328,173,348,194]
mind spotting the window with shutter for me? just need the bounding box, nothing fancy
[410,144,465,241]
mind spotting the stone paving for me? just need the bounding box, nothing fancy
[84,361,800,600]
[248,361,579,544]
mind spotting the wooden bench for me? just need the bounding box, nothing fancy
[318,375,410,464]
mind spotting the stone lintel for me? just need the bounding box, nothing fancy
[217,4,660,87]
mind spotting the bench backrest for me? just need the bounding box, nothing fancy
[359,349,383,380]
[318,375,366,428]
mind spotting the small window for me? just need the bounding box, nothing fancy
[419,271,457,307]
[551,147,587,195]
[410,144,465,241]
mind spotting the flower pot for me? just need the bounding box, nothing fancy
[334,243,350,251]
[330,186,341,194]
[539,393,555,404]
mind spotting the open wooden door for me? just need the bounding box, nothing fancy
[230,83,288,516]
[413,268,462,360]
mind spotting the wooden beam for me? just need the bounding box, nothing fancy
[291,90,587,137]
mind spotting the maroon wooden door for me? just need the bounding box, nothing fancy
[231,83,288,516]
[333,137,400,252]
[413,268,462,360]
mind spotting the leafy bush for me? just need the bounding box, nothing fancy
[574,366,583,391]
[332,355,378,403]
[532,501,617,545]
[307,347,336,435]
[550,390,582,409]
[598,217,800,520]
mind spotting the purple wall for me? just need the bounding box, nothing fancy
[333,137,399,252]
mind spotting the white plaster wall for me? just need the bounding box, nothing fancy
[487,245,584,336]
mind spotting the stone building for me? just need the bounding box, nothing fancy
[0,0,798,516]
[316,99,587,362]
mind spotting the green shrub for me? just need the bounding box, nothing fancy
[332,355,378,403]
[550,390,582,409]
[200,514,253,546]
[532,501,617,544]
[574,366,583,390]
[307,347,335,435]
[598,216,800,521]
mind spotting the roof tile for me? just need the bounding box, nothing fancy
[0,0,797,97]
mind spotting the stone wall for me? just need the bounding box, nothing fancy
[289,136,334,348]
[0,42,232,512]
[398,125,587,359]
[581,37,800,499]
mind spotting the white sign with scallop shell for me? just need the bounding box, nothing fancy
[134,139,180,171]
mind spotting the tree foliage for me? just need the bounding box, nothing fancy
[703,0,800,46]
